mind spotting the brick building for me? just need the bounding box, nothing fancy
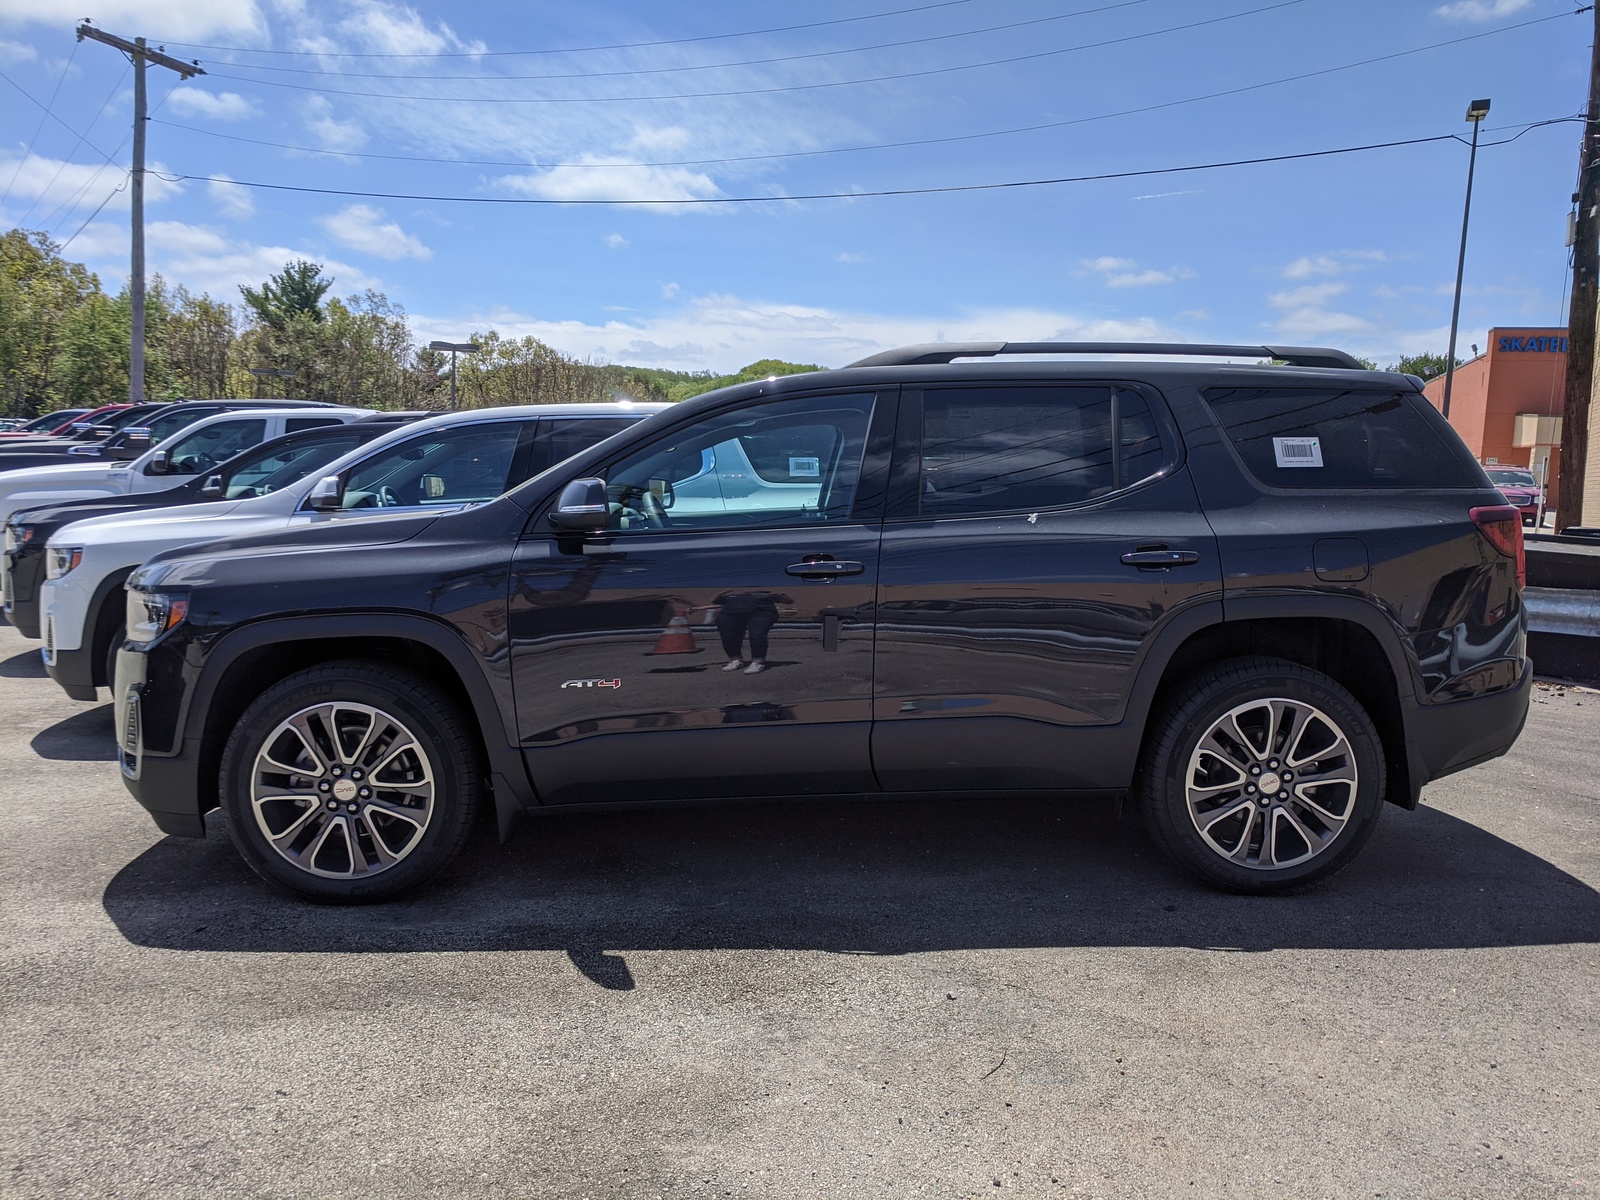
[1422,327,1568,514]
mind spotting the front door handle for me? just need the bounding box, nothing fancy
[785,560,865,578]
[1120,548,1200,569]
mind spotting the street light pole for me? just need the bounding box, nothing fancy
[1441,98,1491,421]
[428,341,481,411]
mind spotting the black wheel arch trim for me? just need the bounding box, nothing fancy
[175,612,539,817]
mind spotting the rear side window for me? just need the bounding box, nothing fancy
[919,385,1167,516]
[339,421,523,509]
[285,417,346,433]
[1204,387,1476,489]
[531,417,639,477]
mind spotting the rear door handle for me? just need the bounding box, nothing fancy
[785,560,865,578]
[1120,548,1200,568]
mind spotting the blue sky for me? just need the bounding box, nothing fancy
[0,0,1588,372]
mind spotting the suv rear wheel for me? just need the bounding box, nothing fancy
[1138,657,1384,893]
[218,660,480,902]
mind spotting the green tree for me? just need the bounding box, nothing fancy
[59,291,129,406]
[239,259,333,330]
[0,228,102,416]
[1387,352,1457,381]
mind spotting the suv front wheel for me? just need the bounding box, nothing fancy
[218,660,481,902]
[1138,657,1384,893]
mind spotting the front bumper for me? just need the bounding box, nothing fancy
[44,640,98,701]
[115,643,207,838]
[2,544,45,638]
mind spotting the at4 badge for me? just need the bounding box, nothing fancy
[560,678,622,689]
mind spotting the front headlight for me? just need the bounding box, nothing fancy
[125,588,189,644]
[4,523,32,553]
[46,546,83,579]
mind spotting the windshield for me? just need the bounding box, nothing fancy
[22,410,86,432]
[162,418,268,475]
[219,435,365,499]
[135,407,220,447]
[1487,469,1537,487]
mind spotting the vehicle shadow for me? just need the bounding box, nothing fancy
[0,648,45,678]
[102,796,1600,988]
[30,704,116,761]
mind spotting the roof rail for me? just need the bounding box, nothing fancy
[843,341,1369,370]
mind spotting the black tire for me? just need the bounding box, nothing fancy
[218,659,481,903]
[101,621,123,692]
[1137,656,1384,894]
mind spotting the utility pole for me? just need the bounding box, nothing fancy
[75,23,202,404]
[1558,5,1599,530]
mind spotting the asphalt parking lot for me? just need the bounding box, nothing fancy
[2,622,1596,1199]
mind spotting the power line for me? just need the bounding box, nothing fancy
[4,64,130,228]
[41,79,183,238]
[58,173,130,251]
[209,0,1160,82]
[203,0,1309,105]
[157,0,980,59]
[165,130,1490,207]
[1,40,79,207]
[147,15,1577,174]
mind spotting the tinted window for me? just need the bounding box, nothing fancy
[1204,387,1477,489]
[142,407,219,445]
[340,421,523,509]
[603,393,875,532]
[919,386,1165,516]
[1486,468,1536,487]
[535,417,639,475]
[161,418,267,475]
[221,435,364,499]
[285,417,346,433]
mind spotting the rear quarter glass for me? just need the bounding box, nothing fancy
[1202,386,1479,489]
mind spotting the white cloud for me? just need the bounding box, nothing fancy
[1082,256,1192,288]
[1284,249,1389,279]
[1271,282,1349,309]
[1432,0,1532,20]
[0,0,264,38]
[660,282,681,299]
[335,0,485,55]
[0,152,181,223]
[0,38,39,59]
[413,294,1189,374]
[207,175,254,218]
[604,233,629,250]
[1266,281,1372,341]
[835,252,866,263]
[495,161,722,210]
[316,204,431,261]
[302,96,367,153]
[1131,190,1199,201]
[167,89,258,122]
[1083,256,1136,272]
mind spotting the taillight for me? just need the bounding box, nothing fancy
[1470,504,1525,588]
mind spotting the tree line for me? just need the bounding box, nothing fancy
[0,229,820,417]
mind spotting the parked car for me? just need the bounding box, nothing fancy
[0,409,92,438]
[0,400,344,473]
[1485,466,1542,525]
[112,343,1529,902]
[41,403,658,699]
[3,414,430,640]
[0,407,370,526]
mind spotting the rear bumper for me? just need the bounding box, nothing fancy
[1407,656,1532,788]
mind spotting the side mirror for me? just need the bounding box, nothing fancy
[92,424,116,438]
[548,478,610,532]
[147,450,171,475]
[307,475,343,512]
[200,474,224,498]
[121,429,152,451]
[422,473,447,500]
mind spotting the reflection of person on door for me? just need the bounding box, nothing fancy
[713,591,790,675]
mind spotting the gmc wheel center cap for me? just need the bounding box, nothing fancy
[1258,771,1282,794]
[332,779,358,801]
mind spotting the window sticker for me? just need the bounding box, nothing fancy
[788,455,821,478]
[1272,436,1323,468]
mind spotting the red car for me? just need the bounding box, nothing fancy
[1486,466,1542,525]
[0,408,93,437]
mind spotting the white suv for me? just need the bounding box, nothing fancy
[0,407,369,526]
[39,403,661,698]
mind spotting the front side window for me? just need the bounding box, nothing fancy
[533,417,641,477]
[338,421,524,509]
[918,385,1165,516]
[221,435,364,499]
[161,418,267,475]
[601,393,876,533]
